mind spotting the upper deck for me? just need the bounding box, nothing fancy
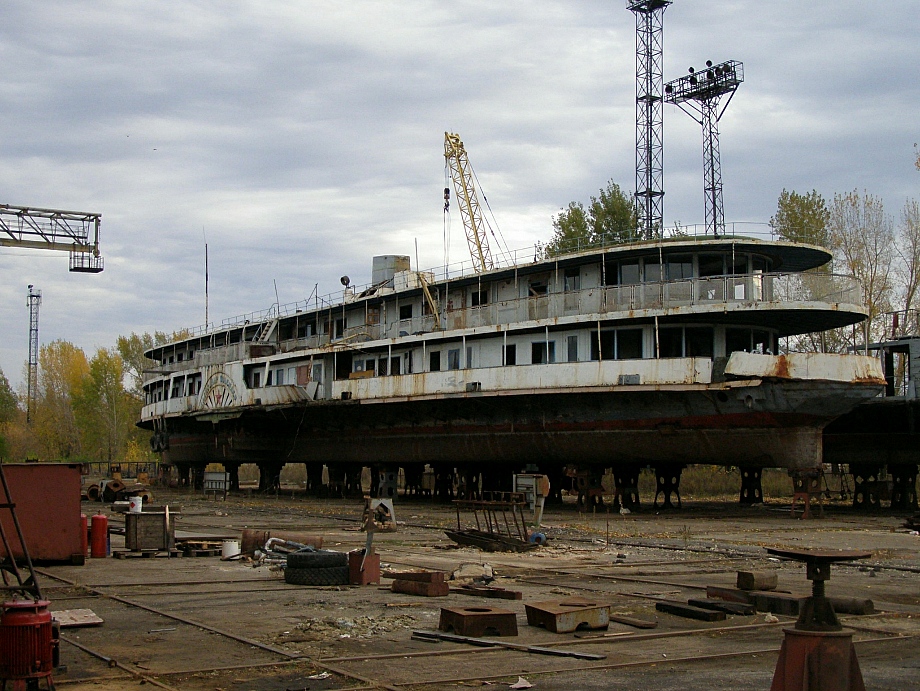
[143,236,862,378]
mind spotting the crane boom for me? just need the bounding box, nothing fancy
[444,132,493,273]
[0,203,103,272]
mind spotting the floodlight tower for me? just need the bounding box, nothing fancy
[628,0,671,240]
[664,59,743,237]
[26,285,42,424]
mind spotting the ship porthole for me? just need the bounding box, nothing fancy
[716,391,729,403]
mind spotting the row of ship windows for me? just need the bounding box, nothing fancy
[144,326,776,402]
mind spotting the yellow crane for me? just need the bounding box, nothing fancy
[444,132,494,273]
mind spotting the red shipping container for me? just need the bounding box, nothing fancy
[0,463,83,564]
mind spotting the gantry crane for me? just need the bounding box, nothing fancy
[0,204,103,272]
[444,132,494,273]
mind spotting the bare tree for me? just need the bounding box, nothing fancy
[828,190,894,345]
[893,198,920,335]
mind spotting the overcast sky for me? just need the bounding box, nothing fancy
[1,1,917,389]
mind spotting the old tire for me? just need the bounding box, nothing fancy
[284,565,350,586]
[286,550,347,569]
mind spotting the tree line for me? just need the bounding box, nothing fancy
[0,332,177,463]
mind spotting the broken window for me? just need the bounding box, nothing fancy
[399,304,413,320]
[504,344,517,366]
[617,329,643,359]
[528,280,548,296]
[429,351,441,372]
[448,349,461,370]
[471,288,489,306]
[564,268,580,292]
[532,341,556,364]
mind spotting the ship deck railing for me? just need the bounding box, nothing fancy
[275,271,860,350]
[147,271,862,370]
[179,226,779,340]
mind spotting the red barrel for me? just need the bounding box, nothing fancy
[90,513,108,558]
[0,600,54,683]
[80,513,88,557]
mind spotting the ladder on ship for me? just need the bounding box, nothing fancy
[253,318,279,343]
[0,462,43,601]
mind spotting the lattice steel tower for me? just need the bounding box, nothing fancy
[629,0,671,240]
[26,285,41,424]
[665,60,743,237]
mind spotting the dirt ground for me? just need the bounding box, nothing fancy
[35,490,920,690]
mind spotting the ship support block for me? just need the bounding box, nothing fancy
[889,463,918,510]
[739,466,764,505]
[654,464,683,509]
[613,465,641,511]
[850,464,883,510]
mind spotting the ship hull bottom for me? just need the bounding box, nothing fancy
[151,379,881,473]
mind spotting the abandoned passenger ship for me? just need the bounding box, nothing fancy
[138,236,885,499]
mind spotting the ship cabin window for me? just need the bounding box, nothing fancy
[532,341,556,364]
[403,352,413,374]
[390,356,401,375]
[334,318,345,340]
[644,261,663,283]
[726,328,775,354]
[727,254,747,276]
[658,327,714,358]
[187,374,201,397]
[591,328,644,360]
[170,377,183,398]
[378,358,389,376]
[448,348,461,370]
[176,352,184,362]
[620,261,641,285]
[430,351,441,372]
[399,304,413,320]
[367,306,381,325]
[252,371,261,388]
[667,256,693,281]
[752,256,769,273]
[618,329,643,358]
[275,369,284,385]
[504,344,517,366]
[698,254,725,277]
[567,335,578,362]
[471,288,489,307]
[297,320,316,338]
[266,370,273,386]
[365,359,376,374]
[528,279,548,297]
[466,347,473,369]
[312,363,323,383]
[564,269,581,292]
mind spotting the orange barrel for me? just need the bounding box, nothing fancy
[0,600,54,683]
[90,513,108,558]
[80,513,88,556]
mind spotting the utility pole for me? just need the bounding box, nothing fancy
[629,0,671,240]
[26,285,42,424]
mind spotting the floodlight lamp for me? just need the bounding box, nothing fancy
[706,60,713,67]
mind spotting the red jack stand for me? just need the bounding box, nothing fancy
[767,548,870,691]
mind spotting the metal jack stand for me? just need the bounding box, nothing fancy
[767,548,870,691]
